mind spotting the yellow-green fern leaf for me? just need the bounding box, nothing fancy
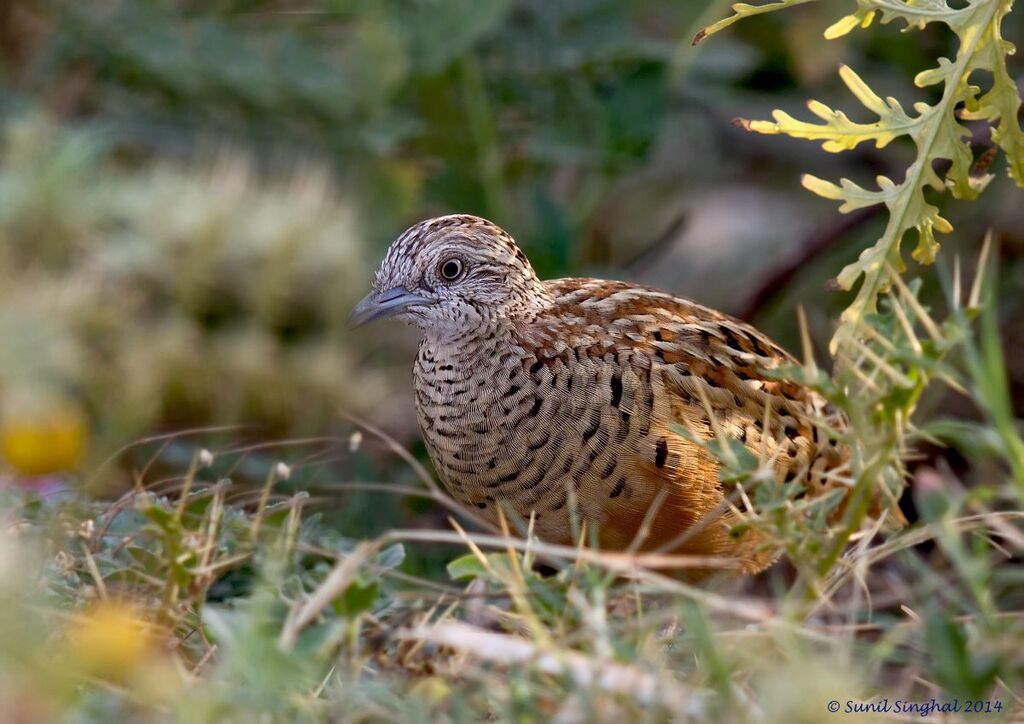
[704,0,1020,353]
[692,0,818,45]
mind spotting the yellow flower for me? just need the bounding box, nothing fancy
[410,676,451,704]
[69,602,156,680]
[0,402,86,476]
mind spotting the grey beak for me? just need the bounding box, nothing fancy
[348,287,432,329]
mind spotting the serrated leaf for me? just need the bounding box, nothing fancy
[724,0,1017,352]
[801,174,892,212]
[824,11,874,40]
[862,0,967,31]
[748,63,943,156]
[694,0,817,45]
[959,5,1024,185]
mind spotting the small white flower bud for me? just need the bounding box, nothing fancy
[198,449,215,468]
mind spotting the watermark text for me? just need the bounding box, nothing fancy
[827,698,1003,716]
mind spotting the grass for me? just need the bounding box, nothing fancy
[2,251,1023,722]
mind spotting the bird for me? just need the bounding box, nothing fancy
[350,214,862,575]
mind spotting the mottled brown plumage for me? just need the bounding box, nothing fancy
[350,214,854,574]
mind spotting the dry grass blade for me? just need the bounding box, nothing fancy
[399,622,692,713]
[279,540,378,650]
[382,528,735,572]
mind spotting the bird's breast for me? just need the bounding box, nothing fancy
[411,338,667,542]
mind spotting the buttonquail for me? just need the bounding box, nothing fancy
[351,214,858,574]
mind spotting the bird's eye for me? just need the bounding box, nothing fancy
[439,258,464,281]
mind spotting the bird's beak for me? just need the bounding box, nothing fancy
[348,287,432,329]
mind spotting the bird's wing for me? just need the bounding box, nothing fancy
[527,278,853,571]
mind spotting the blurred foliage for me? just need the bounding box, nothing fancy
[4,0,697,265]
[0,115,383,478]
[0,457,410,722]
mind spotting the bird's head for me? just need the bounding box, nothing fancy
[349,215,550,337]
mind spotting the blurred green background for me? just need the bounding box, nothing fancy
[1,0,1022,545]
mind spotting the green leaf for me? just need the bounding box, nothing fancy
[375,543,406,571]
[959,2,1024,185]
[137,495,175,528]
[825,0,968,38]
[124,545,164,575]
[694,0,818,45]
[720,0,1020,352]
[400,0,512,73]
[924,609,999,699]
[747,66,917,152]
[446,553,491,581]
[333,580,379,617]
[293,620,346,659]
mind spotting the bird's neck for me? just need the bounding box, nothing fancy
[417,282,553,368]
[418,318,528,372]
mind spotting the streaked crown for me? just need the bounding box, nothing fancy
[352,214,551,336]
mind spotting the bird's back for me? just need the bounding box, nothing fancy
[414,277,849,574]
